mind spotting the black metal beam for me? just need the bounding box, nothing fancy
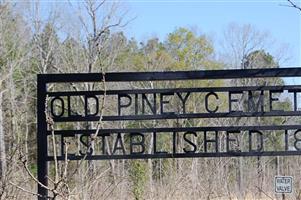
[48,150,301,161]
[52,111,301,122]
[46,85,301,96]
[37,75,48,200]
[40,67,301,83]
[49,124,301,135]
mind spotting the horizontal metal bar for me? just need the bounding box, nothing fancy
[46,85,301,96]
[39,67,301,83]
[48,150,301,161]
[48,124,301,135]
[53,111,301,122]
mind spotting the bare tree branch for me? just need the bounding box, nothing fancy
[9,181,42,198]
[287,0,301,12]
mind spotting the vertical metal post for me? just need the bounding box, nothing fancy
[37,75,48,199]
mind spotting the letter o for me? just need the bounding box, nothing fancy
[50,96,64,117]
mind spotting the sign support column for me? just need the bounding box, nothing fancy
[37,75,48,200]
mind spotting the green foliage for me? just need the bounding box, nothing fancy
[29,163,38,177]
[129,160,147,200]
[244,50,279,69]
[116,27,220,72]
[165,27,215,70]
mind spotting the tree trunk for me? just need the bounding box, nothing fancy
[238,157,243,200]
[0,90,7,179]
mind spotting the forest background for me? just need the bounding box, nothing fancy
[0,0,301,199]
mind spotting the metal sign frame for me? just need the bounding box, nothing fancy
[37,67,301,199]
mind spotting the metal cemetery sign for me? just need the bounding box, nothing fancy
[37,67,301,198]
